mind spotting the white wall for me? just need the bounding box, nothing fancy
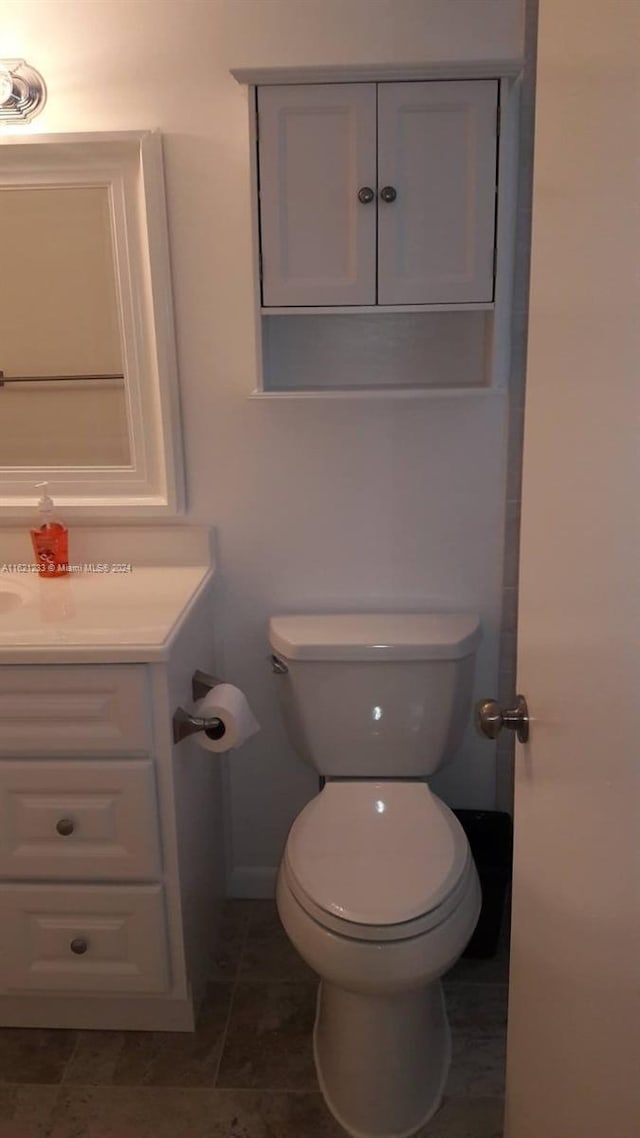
[2,0,524,894]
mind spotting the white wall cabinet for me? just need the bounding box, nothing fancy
[258,79,498,308]
[234,64,519,393]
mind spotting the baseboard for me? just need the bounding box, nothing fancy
[228,865,278,898]
[0,993,196,1032]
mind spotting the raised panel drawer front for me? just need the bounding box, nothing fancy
[0,884,169,993]
[0,760,160,880]
[0,666,150,755]
[259,83,377,306]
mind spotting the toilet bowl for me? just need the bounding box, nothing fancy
[277,780,481,1138]
[269,612,482,1138]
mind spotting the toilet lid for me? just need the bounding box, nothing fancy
[284,781,469,927]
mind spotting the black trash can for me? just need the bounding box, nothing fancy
[453,809,513,958]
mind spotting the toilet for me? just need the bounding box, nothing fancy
[269,613,482,1138]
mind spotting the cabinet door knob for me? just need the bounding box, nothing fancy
[380,185,397,203]
[70,938,88,955]
[357,186,375,204]
[56,818,75,837]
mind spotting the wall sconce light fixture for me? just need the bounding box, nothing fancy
[0,59,47,123]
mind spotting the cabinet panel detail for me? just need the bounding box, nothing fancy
[0,883,169,993]
[0,666,150,755]
[377,80,498,304]
[258,83,377,306]
[0,760,160,880]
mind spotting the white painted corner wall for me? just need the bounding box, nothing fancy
[2,0,525,895]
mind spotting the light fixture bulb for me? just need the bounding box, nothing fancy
[0,72,14,106]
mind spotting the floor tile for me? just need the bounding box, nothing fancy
[444,985,508,1036]
[62,983,233,1087]
[0,889,509,1137]
[0,1030,76,1085]
[416,1096,504,1138]
[0,1085,58,1138]
[239,900,316,982]
[209,901,253,981]
[217,981,318,1091]
[49,1087,345,1138]
[444,950,510,986]
[446,1035,506,1099]
[444,923,511,985]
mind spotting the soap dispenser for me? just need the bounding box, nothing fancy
[30,483,69,577]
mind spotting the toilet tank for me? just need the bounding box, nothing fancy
[269,613,481,778]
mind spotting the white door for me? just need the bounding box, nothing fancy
[377,80,497,305]
[258,83,377,307]
[504,3,640,1136]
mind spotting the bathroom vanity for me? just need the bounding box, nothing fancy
[0,130,221,1031]
[0,527,224,1031]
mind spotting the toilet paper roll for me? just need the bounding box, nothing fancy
[193,683,260,753]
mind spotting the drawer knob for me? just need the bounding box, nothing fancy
[56,818,75,837]
[70,938,88,955]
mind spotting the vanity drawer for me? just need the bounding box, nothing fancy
[0,666,150,755]
[0,760,160,880]
[0,883,169,993]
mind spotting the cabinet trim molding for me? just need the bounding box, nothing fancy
[232,60,524,87]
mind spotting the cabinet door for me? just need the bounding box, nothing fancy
[258,84,377,306]
[377,80,498,305]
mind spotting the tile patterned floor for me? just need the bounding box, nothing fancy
[0,900,509,1137]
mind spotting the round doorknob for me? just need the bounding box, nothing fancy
[380,185,397,203]
[56,818,75,837]
[475,694,530,744]
[357,186,375,204]
[70,938,88,955]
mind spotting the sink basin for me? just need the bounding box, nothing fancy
[0,578,33,614]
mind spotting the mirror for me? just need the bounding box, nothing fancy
[0,184,129,466]
[0,132,184,516]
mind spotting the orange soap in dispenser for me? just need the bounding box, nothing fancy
[30,483,69,578]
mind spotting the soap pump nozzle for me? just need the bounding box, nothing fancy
[35,481,55,526]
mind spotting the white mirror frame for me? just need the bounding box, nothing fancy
[0,131,185,517]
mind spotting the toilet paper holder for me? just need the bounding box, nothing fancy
[173,669,226,745]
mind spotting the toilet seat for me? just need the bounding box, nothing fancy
[283,781,472,943]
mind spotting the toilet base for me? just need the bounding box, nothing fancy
[313,977,451,1138]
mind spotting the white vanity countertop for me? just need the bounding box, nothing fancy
[0,526,214,664]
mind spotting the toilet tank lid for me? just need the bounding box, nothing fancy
[269,613,481,661]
